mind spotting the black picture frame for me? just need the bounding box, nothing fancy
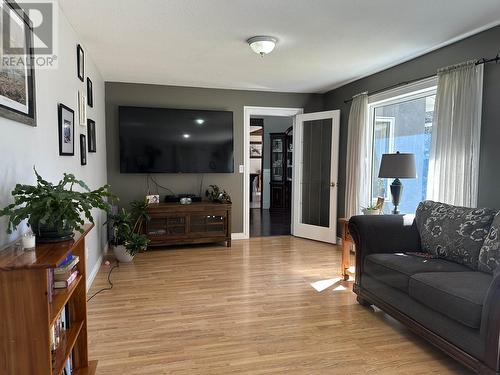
[87,119,96,152]
[0,0,37,126]
[58,104,75,156]
[250,142,262,158]
[80,134,87,165]
[86,77,93,107]
[77,44,84,81]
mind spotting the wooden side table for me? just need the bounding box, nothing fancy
[339,218,354,280]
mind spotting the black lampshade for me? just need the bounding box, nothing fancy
[378,152,417,179]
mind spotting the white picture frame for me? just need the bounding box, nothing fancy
[78,90,87,126]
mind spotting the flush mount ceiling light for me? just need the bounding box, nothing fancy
[247,36,277,57]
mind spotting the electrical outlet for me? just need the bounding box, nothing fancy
[239,164,244,173]
[85,247,89,260]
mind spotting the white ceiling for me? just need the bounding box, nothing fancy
[59,0,500,93]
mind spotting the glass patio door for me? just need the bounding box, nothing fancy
[292,110,340,243]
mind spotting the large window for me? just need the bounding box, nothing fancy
[369,81,437,214]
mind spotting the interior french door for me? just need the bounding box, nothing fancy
[292,110,340,243]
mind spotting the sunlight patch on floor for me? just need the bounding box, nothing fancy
[310,277,342,292]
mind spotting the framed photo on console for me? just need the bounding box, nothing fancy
[0,0,37,126]
[58,104,75,156]
[87,119,96,152]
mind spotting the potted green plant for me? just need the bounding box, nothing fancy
[0,168,114,242]
[109,200,150,262]
[205,185,231,203]
[362,204,381,215]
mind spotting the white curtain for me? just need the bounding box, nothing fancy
[427,60,484,207]
[345,92,370,217]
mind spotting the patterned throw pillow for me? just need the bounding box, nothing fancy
[479,212,500,274]
[415,201,497,270]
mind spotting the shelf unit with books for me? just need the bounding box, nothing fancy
[0,224,97,375]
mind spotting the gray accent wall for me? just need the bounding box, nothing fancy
[324,25,500,217]
[105,82,323,233]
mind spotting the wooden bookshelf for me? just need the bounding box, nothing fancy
[0,224,97,375]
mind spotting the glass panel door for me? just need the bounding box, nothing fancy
[293,110,340,243]
[301,119,332,227]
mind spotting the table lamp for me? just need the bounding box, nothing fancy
[378,152,416,214]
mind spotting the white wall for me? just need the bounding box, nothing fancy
[0,3,107,285]
[250,158,261,174]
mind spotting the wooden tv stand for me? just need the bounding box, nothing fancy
[146,201,232,247]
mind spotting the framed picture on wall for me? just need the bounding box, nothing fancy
[58,104,75,156]
[0,0,37,126]
[250,142,262,158]
[80,134,87,165]
[86,77,93,107]
[78,90,86,126]
[87,119,96,152]
[77,44,84,81]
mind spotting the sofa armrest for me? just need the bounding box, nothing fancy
[348,215,421,285]
[482,269,500,372]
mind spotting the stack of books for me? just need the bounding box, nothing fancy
[53,254,80,289]
[50,304,73,373]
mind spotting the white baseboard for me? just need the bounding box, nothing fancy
[231,232,248,240]
[86,243,107,291]
[337,237,343,246]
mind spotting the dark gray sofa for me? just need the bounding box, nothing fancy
[349,201,500,375]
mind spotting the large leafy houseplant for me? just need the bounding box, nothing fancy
[0,168,114,241]
[108,199,149,260]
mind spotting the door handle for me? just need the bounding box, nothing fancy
[330,182,336,187]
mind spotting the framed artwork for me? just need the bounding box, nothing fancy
[0,0,36,126]
[86,77,93,107]
[58,104,75,156]
[250,142,262,158]
[77,44,84,81]
[78,90,86,126]
[80,134,87,165]
[87,119,96,152]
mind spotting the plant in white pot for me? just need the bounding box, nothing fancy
[362,204,381,215]
[109,200,149,262]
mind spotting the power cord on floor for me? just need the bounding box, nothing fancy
[87,262,119,302]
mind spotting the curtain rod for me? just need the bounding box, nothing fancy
[343,54,500,104]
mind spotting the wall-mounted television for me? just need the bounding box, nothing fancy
[119,106,234,173]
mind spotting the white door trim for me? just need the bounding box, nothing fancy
[243,106,304,239]
[293,110,340,243]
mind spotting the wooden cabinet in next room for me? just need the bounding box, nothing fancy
[270,127,292,211]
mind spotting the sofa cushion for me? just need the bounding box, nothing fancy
[364,253,470,293]
[479,212,500,274]
[409,272,492,329]
[415,200,497,270]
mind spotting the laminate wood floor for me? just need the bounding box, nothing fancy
[87,236,472,375]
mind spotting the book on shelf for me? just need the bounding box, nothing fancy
[54,269,78,289]
[64,352,73,374]
[51,304,72,370]
[54,255,79,275]
[57,252,74,267]
[54,265,78,281]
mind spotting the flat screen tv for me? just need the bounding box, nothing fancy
[119,106,234,173]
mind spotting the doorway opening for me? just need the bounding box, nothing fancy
[249,116,294,237]
[243,107,303,239]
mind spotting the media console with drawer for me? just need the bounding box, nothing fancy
[146,202,231,247]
